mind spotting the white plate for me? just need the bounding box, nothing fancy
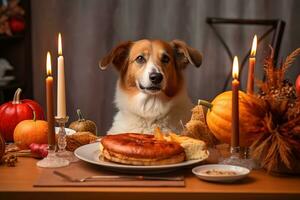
[55,127,76,135]
[192,164,250,183]
[74,142,208,174]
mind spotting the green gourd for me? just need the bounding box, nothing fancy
[69,109,97,135]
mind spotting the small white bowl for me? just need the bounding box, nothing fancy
[192,164,250,183]
[55,127,76,136]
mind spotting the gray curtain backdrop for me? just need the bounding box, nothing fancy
[31,0,300,135]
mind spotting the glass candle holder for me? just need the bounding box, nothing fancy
[55,116,78,162]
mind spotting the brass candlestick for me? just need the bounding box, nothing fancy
[55,116,78,162]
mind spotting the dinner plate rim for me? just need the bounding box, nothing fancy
[74,142,208,170]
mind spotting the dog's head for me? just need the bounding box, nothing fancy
[99,39,202,97]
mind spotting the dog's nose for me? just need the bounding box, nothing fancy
[149,72,163,84]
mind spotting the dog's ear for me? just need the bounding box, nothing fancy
[170,40,202,69]
[99,41,133,71]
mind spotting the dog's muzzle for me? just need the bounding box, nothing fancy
[137,72,163,93]
[149,72,163,85]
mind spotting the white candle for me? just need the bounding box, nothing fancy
[57,33,67,118]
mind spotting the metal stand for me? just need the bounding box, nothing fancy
[55,116,79,162]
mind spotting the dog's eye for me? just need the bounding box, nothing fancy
[161,54,170,64]
[136,56,146,64]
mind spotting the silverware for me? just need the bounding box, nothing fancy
[53,170,183,182]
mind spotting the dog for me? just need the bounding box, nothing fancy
[99,39,202,134]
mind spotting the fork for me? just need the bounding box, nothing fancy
[53,170,183,182]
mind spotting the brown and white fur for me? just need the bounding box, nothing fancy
[99,39,202,134]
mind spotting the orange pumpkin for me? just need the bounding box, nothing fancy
[200,91,266,147]
[13,112,48,149]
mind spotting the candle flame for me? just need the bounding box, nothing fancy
[232,56,239,79]
[46,52,52,76]
[250,35,257,57]
[58,33,62,56]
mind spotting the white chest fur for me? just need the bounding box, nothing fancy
[108,81,193,134]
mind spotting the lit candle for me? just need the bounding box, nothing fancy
[57,33,67,118]
[46,52,55,150]
[232,56,240,148]
[247,35,257,94]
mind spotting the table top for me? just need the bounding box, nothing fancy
[0,157,300,200]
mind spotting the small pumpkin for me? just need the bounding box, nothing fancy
[13,112,48,150]
[200,91,266,147]
[0,88,44,142]
[69,109,97,135]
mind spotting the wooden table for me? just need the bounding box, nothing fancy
[0,157,300,200]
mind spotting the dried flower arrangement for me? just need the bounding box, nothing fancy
[251,47,300,173]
